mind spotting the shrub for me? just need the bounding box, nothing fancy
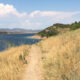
[71,23,80,30]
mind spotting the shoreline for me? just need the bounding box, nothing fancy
[28,35,46,39]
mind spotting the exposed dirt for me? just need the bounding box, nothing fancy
[22,45,43,80]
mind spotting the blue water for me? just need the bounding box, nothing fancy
[0,33,40,51]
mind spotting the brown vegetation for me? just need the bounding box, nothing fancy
[0,28,80,80]
[0,45,30,80]
[38,29,80,80]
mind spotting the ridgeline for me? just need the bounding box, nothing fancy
[38,21,80,37]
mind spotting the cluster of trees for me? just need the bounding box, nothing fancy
[38,21,80,37]
[38,30,58,38]
[54,23,71,28]
[0,32,8,34]
[71,21,80,30]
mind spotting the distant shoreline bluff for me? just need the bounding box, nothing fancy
[28,35,46,39]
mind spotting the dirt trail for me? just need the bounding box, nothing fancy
[22,45,43,80]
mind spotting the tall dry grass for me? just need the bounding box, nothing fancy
[38,29,80,80]
[0,45,30,80]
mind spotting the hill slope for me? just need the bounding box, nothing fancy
[0,28,80,80]
[38,29,80,80]
[0,45,30,80]
[38,21,80,37]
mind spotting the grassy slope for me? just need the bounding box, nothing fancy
[0,45,30,80]
[38,22,80,37]
[0,28,80,80]
[38,29,80,80]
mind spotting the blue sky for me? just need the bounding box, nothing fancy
[0,0,80,29]
[1,0,80,12]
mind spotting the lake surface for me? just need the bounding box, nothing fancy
[0,33,40,52]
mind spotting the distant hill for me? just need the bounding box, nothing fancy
[38,21,80,37]
[0,28,41,34]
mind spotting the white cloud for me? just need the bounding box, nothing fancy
[29,10,80,19]
[30,10,40,18]
[28,11,80,29]
[0,3,26,17]
[0,3,80,29]
[22,19,41,29]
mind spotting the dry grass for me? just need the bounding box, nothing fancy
[0,45,30,80]
[0,29,80,80]
[38,29,80,80]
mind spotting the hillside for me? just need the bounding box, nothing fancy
[0,45,30,80]
[38,29,80,80]
[38,21,80,38]
[0,29,80,80]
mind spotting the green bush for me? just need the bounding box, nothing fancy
[38,30,58,38]
[19,50,28,64]
[71,22,80,30]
